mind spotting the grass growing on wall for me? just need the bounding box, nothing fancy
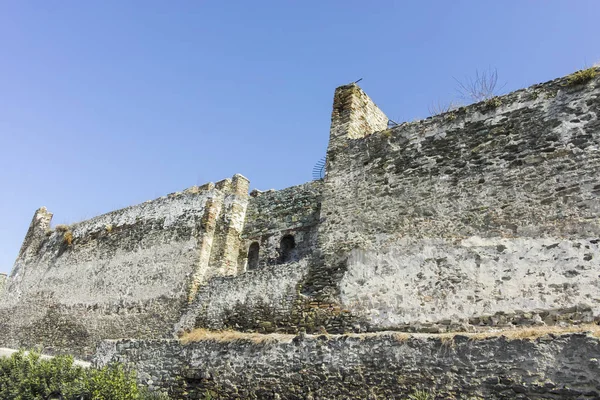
[63,231,74,246]
[407,389,434,400]
[0,350,168,400]
[180,328,292,344]
[567,67,597,85]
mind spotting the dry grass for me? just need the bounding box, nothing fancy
[63,231,73,246]
[180,328,294,345]
[392,332,410,341]
[54,224,70,232]
[185,186,200,194]
[402,324,600,344]
[467,323,600,340]
[180,324,600,346]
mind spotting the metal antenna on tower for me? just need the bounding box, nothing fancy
[312,157,327,181]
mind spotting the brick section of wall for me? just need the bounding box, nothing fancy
[190,174,250,299]
[95,332,600,399]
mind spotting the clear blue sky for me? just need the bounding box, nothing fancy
[1,1,599,274]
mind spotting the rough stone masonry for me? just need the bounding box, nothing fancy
[2,67,600,398]
[96,331,600,399]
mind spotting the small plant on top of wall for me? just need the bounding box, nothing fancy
[63,230,74,246]
[567,67,597,86]
[426,67,505,117]
[444,111,457,121]
[428,100,461,117]
[529,90,541,101]
[55,224,70,232]
[484,96,502,110]
[455,67,505,103]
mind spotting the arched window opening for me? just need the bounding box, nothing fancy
[247,242,260,270]
[279,234,296,263]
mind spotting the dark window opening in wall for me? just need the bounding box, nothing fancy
[279,234,297,263]
[247,242,260,270]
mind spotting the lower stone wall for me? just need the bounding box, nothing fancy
[95,331,600,399]
[0,294,186,360]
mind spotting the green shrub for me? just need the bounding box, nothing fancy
[86,363,139,400]
[0,350,164,400]
[0,350,86,399]
[408,389,434,400]
[139,388,171,399]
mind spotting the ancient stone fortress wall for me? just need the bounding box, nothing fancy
[172,71,600,339]
[0,174,249,359]
[95,330,600,399]
[2,68,600,398]
[319,69,600,332]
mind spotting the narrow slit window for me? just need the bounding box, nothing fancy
[247,242,260,270]
[279,235,296,263]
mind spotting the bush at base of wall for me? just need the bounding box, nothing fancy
[0,350,168,400]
